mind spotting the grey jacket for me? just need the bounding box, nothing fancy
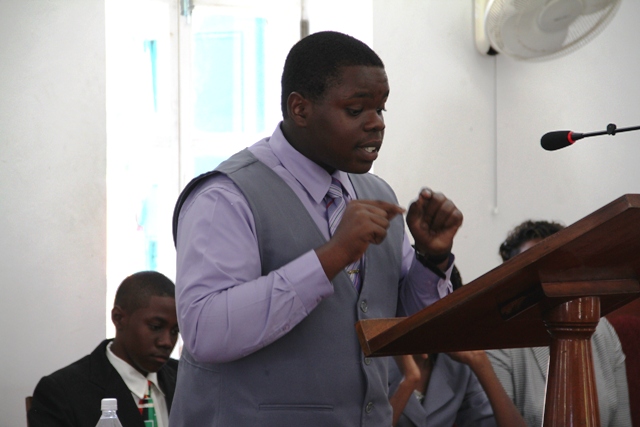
[389,353,496,427]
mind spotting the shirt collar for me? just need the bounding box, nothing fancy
[106,341,164,399]
[269,123,355,202]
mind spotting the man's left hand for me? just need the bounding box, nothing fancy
[406,188,463,265]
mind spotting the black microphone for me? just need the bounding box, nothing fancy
[540,130,584,151]
[541,123,640,151]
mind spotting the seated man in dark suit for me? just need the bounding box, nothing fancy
[28,271,179,427]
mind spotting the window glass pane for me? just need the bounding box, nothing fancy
[192,14,268,135]
[194,16,241,133]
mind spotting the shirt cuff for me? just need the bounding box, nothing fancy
[286,250,335,312]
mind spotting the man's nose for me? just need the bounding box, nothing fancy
[157,329,176,349]
[364,111,385,132]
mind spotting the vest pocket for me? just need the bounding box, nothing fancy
[255,404,341,427]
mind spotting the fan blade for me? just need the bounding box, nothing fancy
[500,9,568,59]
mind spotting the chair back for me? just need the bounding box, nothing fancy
[25,396,33,427]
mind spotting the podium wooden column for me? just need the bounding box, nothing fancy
[356,194,640,427]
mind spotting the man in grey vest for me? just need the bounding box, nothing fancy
[171,31,464,427]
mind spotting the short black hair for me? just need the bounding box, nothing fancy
[499,220,565,262]
[114,271,175,314]
[281,31,384,117]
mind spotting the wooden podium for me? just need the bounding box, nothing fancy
[356,194,640,427]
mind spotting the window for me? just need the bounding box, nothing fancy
[105,0,300,346]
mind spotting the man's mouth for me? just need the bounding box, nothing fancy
[362,146,378,153]
[152,354,170,363]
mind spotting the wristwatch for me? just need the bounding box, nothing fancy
[414,248,450,279]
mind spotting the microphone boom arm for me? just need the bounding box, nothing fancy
[582,123,640,138]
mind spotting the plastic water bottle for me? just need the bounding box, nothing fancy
[95,398,123,427]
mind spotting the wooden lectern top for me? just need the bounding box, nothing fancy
[356,194,640,357]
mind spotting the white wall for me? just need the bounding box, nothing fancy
[372,0,640,282]
[0,1,106,426]
[306,0,373,44]
[1,0,639,425]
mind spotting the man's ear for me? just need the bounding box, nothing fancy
[111,306,126,331]
[286,92,312,126]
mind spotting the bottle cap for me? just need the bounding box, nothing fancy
[101,398,118,411]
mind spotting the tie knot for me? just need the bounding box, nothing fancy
[326,178,344,200]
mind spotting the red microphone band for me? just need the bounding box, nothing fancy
[567,131,577,144]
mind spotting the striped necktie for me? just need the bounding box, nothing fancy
[325,178,362,290]
[138,380,158,427]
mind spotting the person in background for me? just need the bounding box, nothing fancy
[388,266,527,427]
[487,220,632,427]
[169,30,463,427]
[28,271,179,427]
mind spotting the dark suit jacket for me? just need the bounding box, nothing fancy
[28,339,178,427]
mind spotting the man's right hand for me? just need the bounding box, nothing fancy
[316,199,404,280]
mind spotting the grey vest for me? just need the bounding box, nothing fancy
[171,149,405,427]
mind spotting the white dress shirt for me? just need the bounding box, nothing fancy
[106,342,169,427]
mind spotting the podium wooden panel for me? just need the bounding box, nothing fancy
[356,194,640,427]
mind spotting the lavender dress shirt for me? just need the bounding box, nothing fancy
[175,123,453,364]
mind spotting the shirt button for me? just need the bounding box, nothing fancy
[365,401,374,414]
[360,300,368,313]
[364,357,372,365]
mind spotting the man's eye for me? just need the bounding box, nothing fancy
[149,324,162,331]
[347,108,362,116]
[377,107,386,115]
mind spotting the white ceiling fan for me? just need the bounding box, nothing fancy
[475,0,622,61]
